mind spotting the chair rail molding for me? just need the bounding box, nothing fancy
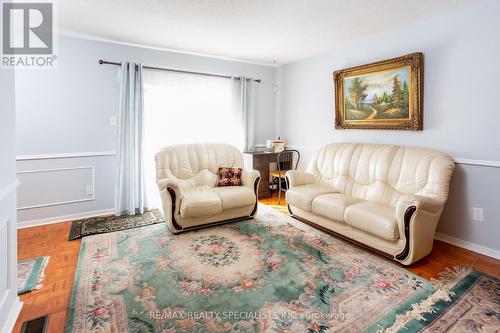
[16,150,116,161]
[16,166,96,210]
[452,158,500,168]
[285,145,500,168]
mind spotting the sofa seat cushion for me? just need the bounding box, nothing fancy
[286,184,337,211]
[180,186,222,218]
[344,201,399,241]
[312,194,364,222]
[213,186,255,210]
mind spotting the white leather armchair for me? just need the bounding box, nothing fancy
[285,143,455,265]
[155,143,261,233]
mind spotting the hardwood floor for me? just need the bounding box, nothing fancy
[13,193,500,332]
[14,222,81,333]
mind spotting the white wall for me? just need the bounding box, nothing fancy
[276,0,500,256]
[0,68,22,332]
[15,35,277,226]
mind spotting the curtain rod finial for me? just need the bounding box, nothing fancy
[98,60,104,65]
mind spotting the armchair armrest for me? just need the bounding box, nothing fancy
[157,178,178,192]
[241,169,261,189]
[156,177,183,232]
[285,170,315,188]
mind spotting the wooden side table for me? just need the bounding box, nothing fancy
[243,150,278,199]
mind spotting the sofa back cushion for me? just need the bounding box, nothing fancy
[155,143,243,190]
[308,143,455,207]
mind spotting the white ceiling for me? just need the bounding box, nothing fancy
[58,0,476,66]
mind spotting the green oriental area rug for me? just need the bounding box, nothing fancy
[65,205,498,332]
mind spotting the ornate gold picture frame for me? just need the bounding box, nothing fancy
[334,52,423,130]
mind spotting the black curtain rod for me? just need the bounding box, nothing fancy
[98,60,261,83]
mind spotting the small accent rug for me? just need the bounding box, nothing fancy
[68,209,164,240]
[18,256,50,294]
[383,265,500,333]
[67,204,440,332]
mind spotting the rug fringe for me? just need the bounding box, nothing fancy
[378,264,474,333]
[34,256,50,290]
[431,264,474,289]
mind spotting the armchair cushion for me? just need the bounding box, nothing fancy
[217,167,242,187]
[180,186,222,218]
[345,201,399,241]
[213,186,256,210]
[286,184,337,211]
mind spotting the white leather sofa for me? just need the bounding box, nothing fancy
[285,143,455,265]
[155,143,260,233]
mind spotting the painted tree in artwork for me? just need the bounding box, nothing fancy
[349,77,368,110]
[382,91,390,103]
[402,81,409,112]
[391,75,403,110]
[372,93,380,105]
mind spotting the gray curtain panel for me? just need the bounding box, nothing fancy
[115,62,147,216]
[232,76,255,152]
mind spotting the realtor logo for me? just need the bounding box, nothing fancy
[1,1,57,68]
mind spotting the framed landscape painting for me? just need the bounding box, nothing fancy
[334,52,423,130]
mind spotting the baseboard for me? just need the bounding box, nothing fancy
[0,297,22,333]
[435,232,500,260]
[18,208,114,229]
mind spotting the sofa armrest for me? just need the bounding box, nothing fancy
[395,195,446,265]
[397,195,445,216]
[285,170,315,188]
[412,195,446,214]
[241,169,261,190]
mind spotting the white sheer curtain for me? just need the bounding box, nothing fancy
[143,70,248,209]
[115,62,147,216]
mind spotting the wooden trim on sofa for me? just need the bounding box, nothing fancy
[395,205,418,260]
[166,187,183,231]
[287,204,418,263]
[251,176,261,216]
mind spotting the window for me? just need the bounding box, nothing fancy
[143,70,242,208]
